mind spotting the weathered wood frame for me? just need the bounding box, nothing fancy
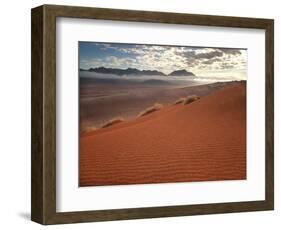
[31,4,274,225]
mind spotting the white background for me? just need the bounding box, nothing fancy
[57,18,265,212]
[0,0,279,229]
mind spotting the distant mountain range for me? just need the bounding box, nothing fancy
[80,67,195,77]
[169,69,195,76]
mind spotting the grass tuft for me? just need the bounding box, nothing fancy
[81,126,97,134]
[138,103,163,117]
[173,97,186,105]
[101,117,124,128]
[183,95,200,105]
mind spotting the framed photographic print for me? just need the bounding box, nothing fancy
[31,4,274,225]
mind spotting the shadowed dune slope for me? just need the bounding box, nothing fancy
[80,83,246,186]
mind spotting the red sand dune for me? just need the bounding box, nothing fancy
[80,83,246,186]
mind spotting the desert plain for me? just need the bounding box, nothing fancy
[79,77,246,186]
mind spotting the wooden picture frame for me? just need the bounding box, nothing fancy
[31,4,274,225]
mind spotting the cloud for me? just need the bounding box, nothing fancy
[202,58,221,65]
[80,43,247,80]
[217,48,242,55]
[194,50,223,59]
[219,62,235,69]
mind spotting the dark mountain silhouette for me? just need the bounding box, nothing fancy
[81,67,195,77]
[86,67,165,76]
[168,69,195,76]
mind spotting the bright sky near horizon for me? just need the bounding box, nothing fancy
[79,42,247,81]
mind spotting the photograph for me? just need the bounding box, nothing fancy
[79,42,247,187]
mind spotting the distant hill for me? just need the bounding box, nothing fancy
[168,69,195,76]
[80,67,195,77]
[85,67,165,76]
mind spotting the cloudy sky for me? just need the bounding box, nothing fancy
[79,42,247,81]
